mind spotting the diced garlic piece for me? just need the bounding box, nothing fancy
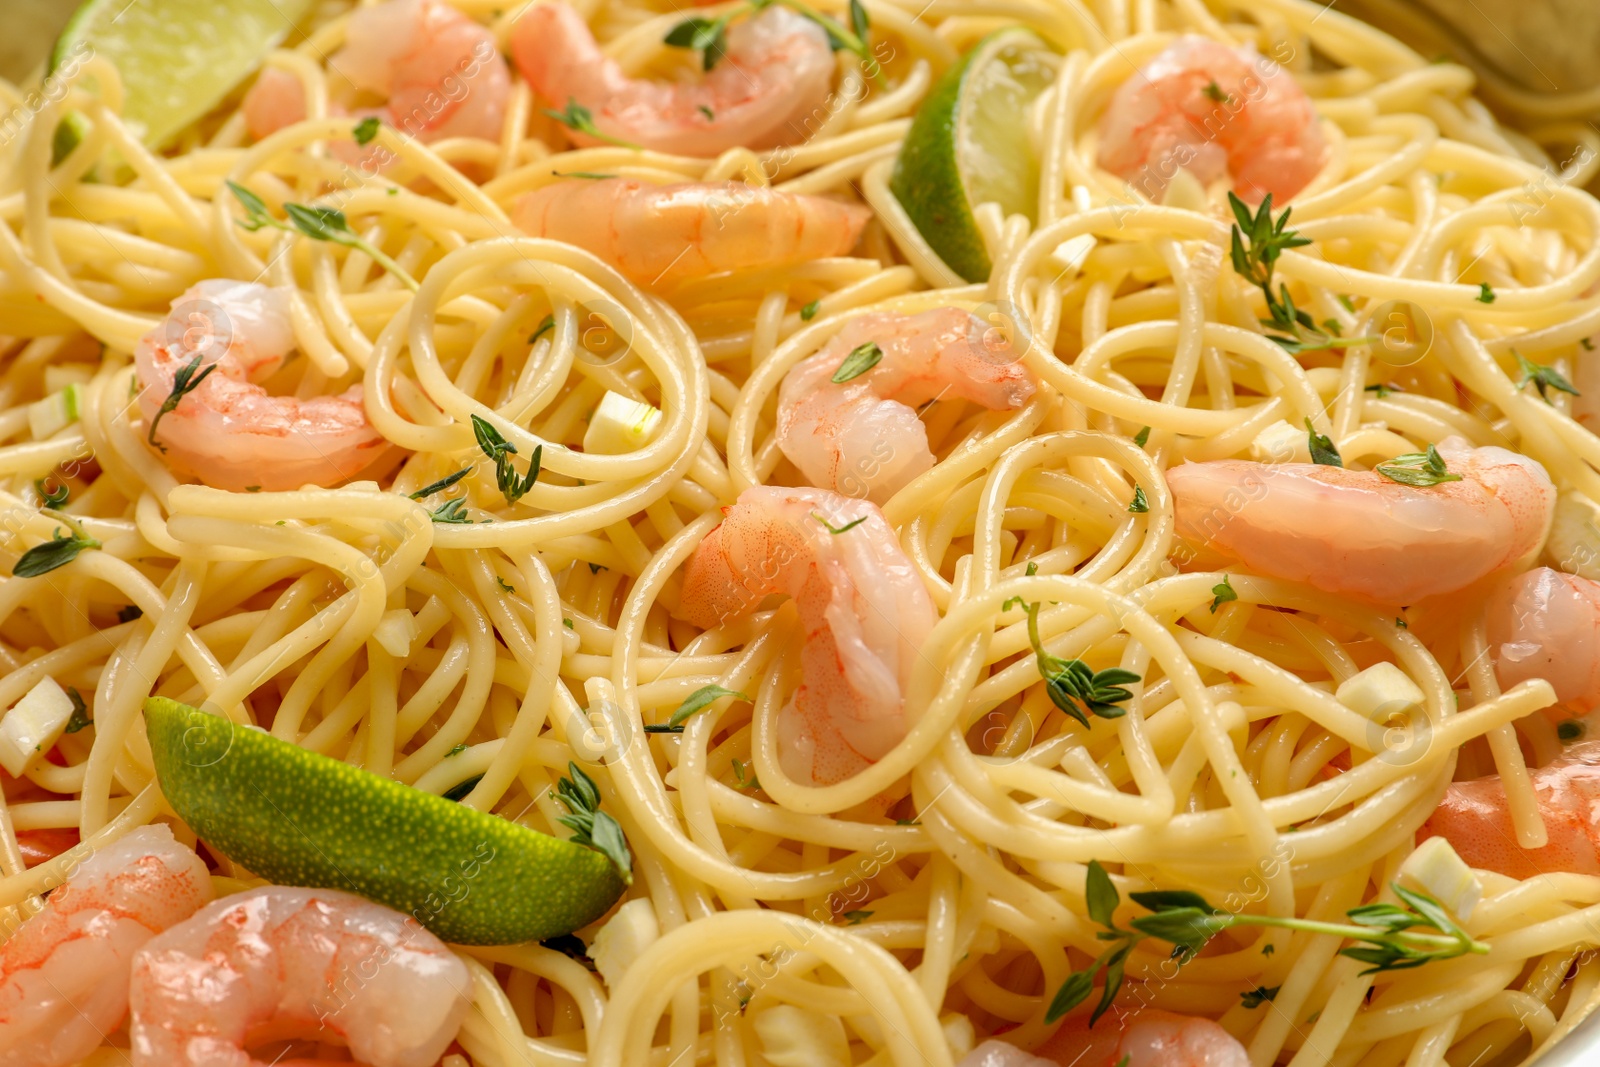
[43,364,95,393]
[752,1004,850,1067]
[1160,166,1209,212]
[589,898,659,989]
[1400,836,1482,920]
[941,1012,976,1060]
[27,384,79,440]
[1545,491,1600,579]
[0,677,76,777]
[1048,234,1096,274]
[583,391,661,456]
[1250,420,1311,464]
[372,609,418,658]
[1336,662,1425,721]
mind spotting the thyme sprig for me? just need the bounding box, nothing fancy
[1228,193,1378,354]
[1047,862,1487,1025]
[226,181,418,290]
[665,0,880,83]
[1012,602,1140,727]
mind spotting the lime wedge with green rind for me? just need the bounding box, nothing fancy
[890,29,1057,283]
[145,698,626,946]
[49,0,315,156]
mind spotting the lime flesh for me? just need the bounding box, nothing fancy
[890,29,1057,282]
[50,0,315,151]
[144,698,626,945]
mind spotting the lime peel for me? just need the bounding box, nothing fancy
[890,29,1057,283]
[144,698,625,945]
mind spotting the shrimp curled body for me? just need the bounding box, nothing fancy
[0,824,213,1067]
[777,308,1038,504]
[512,3,834,156]
[513,179,869,288]
[1096,35,1327,204]
[129,886,471,1067]
[959,1008,1251,1067]
[244,0,509,146]
[1488,566,1600,716]
[1166,437,1555,603]
[679,486,937,786]
[1421,742,1600,879]
[135,280,388,492]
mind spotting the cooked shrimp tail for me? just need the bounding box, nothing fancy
[130,886,471,1067]
[134,280,389,492]
[513,179,870,288]
[0,824,213,1067]
[512,2,834,157]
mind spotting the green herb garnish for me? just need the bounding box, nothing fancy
[1210,576,1237,612]
[530,315,555,343]
[34,479,69,508]
[800,299,821,321]
[1021,603,1140,727]
[644,684,751,734]
[13,527,100,578]
[147,350,219,451]
[63,688,91,733]
[1132,425,1150,447]
[409,467,471,500]
[543,98,641,149]
[1046,862,1487,1024]
[1203,80,1230,103]
[117,604,143,623]
[814,512,868,535]
[442,774,483,802]
[1476,282,1495,304]
[843,909,873,925]
[555,762,633,884]
[831,341,883,383]
[226,181,418,290]
[1306,419,1342,467]
[429,497,474,524]
[1228,193,1377,353]
[1515,352,1579,403]
[1375,444,1462,488]
[352,116,380,145]
[1128,486,1148,513]
[471,414,542,505]
[1240,986,1280,1009]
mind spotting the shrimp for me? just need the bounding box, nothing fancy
[960,1009,1250,1067]
[512,3,834,157]
[0,824,213,1067]
[776,308,1038,504]
[134,280,389,492]
[16,827,79,868]
[679,485,938,785]
[1166,437,1556,603]
[1096,36,1327,204]
[243,0,508,146]
[1488,567,1600,717]
[129,885,471,1067]
[1420,742,1600,879]
[512,178,870,288]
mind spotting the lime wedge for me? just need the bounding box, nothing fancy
[144,698,626,945]
[50,0,315,152]
[890,29,1057,283]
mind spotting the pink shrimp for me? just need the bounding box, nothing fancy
[135,280,389,492]
[776,308,1038,504]
[1166,437,1555,603]
[513,178,870,287]
[0,824,213,1067]
[243,0,508,147]
[679,486,937,785]
[512,3,834,156]
[960,1009,1250,1067]
[1420,742,1600,879]
[129,885,471,1067]
[1488,567,1600,718]
[1096,36,1327,203]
